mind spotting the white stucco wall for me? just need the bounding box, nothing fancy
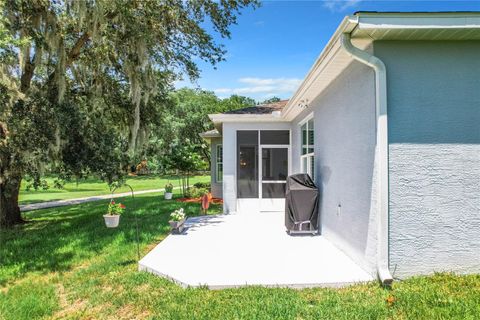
[374,40,480,278]
[222,122,292,214]
[291,61,378,274]
[210,137,223,199]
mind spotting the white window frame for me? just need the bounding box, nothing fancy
[216,144,223,183]
[299,113,315,179]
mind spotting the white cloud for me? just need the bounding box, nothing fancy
[213,88,234,94]
[213,77,302,98]
[323,0,362,12]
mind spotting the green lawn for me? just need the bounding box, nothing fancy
[1,193,480,319]
[19,175,210,205]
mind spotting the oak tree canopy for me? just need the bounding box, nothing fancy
[0,0,257,227]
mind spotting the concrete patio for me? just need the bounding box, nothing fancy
[139,212,374,289]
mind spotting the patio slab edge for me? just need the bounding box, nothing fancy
[138,258,375,290]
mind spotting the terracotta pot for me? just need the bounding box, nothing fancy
[164,192,173,200]
[103,214,120,228]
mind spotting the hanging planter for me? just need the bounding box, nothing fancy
[103,213,120,228]
[103,200,125,228]
[104,184,141,261]
[164,182,174,200]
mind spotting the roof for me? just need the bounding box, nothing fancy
[199,129,221,139]
[207,12,480,125]
[354,11,480,15]
[223,100,288,115]
[282,11,480,121]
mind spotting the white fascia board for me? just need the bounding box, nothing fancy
[281,16,358,120]
[281,12,480,122]
[208,113,289,124]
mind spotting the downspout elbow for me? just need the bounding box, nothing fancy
[340,34,386,82]
[340,33,393,286]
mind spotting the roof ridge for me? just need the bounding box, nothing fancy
[223,99,289,115]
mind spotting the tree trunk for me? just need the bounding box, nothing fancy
[182,176,186,196]
[181,176,184,196]
[0,175,24,228]
[177,176,182,196]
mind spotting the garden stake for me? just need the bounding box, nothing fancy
[201,193,210,215]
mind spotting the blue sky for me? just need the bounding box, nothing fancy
[176,0,480,101]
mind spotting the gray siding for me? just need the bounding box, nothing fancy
[210,137,223,199]
[375,40,480,277]
[292,61,378,274]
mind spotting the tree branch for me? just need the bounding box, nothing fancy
[20,49,35,93]
[45,32,91,90]
[66,32,91,67]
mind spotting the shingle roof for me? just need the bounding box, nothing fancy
[199,129,221,138]
[223,100,288,115]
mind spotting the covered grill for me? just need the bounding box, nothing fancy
[285,173,319,234]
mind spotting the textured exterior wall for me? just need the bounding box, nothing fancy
[375,40,480,278]
[222,122,292,214]
[292,61,378,274]
[210,137,223,199]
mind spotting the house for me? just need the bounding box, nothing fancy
[201,12,480,284]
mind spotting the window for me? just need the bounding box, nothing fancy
[260,130,289,145]
[236,130,290,199]
[237,131,258,198]
[216,144,223,183]
[300,116,315,179]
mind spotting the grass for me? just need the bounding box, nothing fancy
[1,192,480,319]
[19,175,210,205]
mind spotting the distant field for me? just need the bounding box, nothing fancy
[19,175,210,205]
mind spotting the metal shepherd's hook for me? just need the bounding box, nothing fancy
[110,184,140,261]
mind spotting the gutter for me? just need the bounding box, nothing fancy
[340,33,393,286]
[208,113,290,127]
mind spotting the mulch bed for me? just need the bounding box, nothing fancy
[177,197,223,205]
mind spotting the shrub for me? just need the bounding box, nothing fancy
[185,186,209,198]
[193,182,211,189]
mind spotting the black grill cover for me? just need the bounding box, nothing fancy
[285,174,319,232]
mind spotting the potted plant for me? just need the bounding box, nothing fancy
[164,182,174,200]
[169,208,186,233]
[103,200,125,228]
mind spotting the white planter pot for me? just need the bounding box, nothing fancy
[164,192,173,200]
[103,214,120,228]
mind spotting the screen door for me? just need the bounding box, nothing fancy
[260,146,289,211]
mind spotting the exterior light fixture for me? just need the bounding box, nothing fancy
[298,99,309,109]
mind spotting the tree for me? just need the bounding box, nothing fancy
[223,94,256,109]
[165,89,221,166]
[144,88,255,174]
[260,97,281,104]
[163,89,255,164]
[0,0,258,227]
[160,142,206,196]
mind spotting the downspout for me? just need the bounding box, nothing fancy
[340,33,393,286]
